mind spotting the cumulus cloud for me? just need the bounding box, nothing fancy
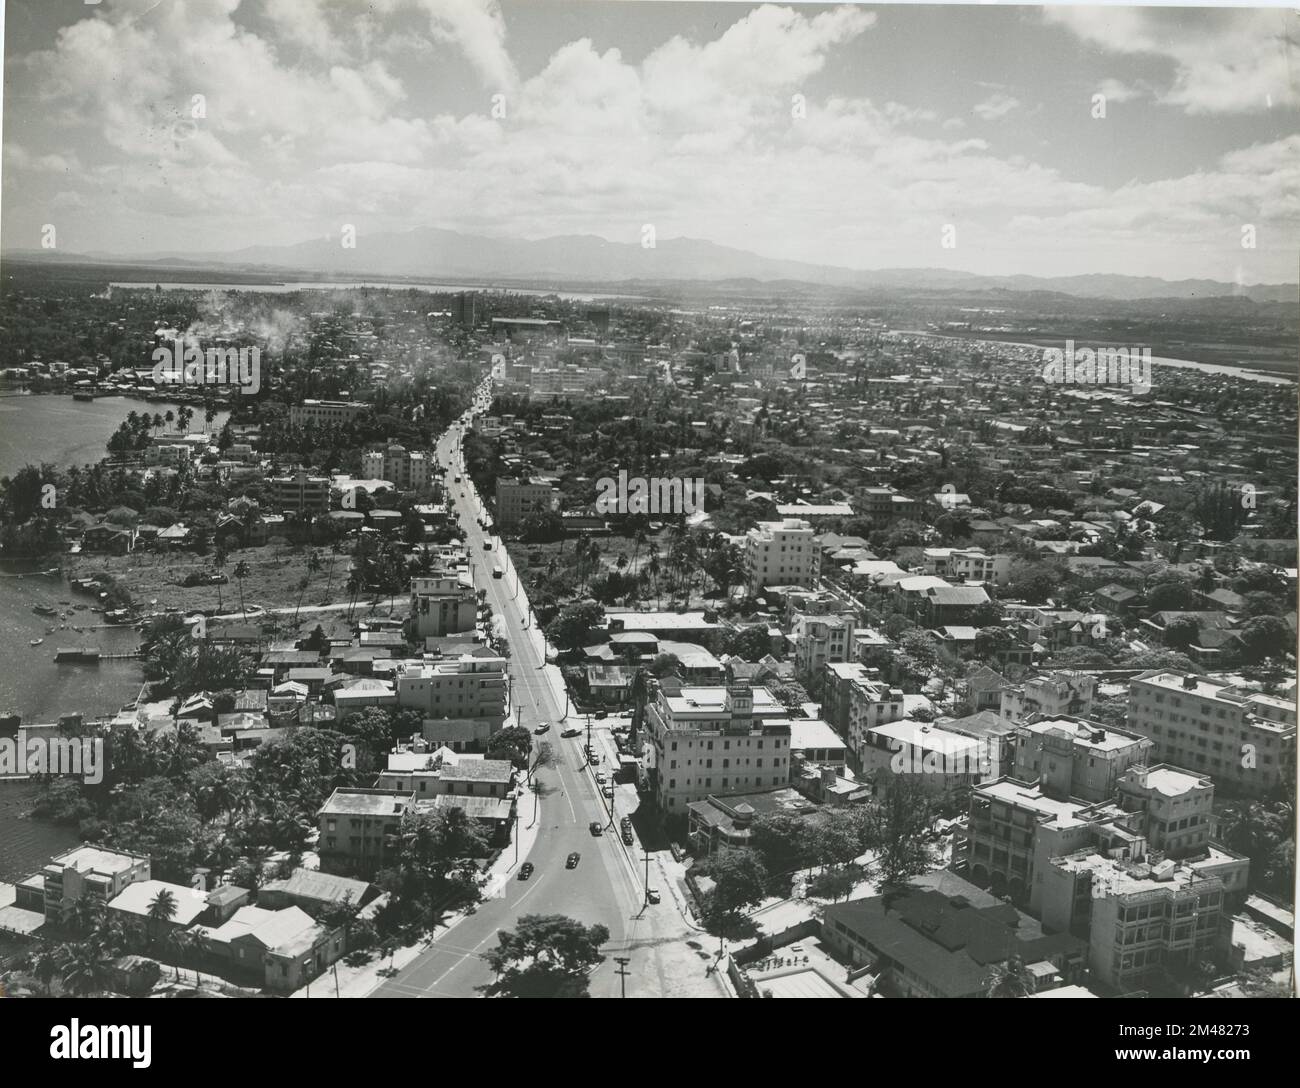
[972,93,1020,121]
[3,2,1295,279]
[1045,6,1298,113]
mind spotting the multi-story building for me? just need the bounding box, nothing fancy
[853,485,916,525]
[920,547,1012,585]
[1115,764,1214,860]
[859,719,991,800]
[23,846,152,924]
[495,476,558,528]
[393,654,507,722]
[1038,850,1234,993]
[958,778,1144,906]
[361,443,430,491]
[267,469,331,514]
[375,752,515,800]
[1000,672,1096,724]
[642,682,793,813]
[289,399,370,427]
[1126,671,1297,796]
[821,661,906,769]
[409,573,477,639]
[791,610,855,683]
[743,518,819,595]
[1011,715,1154,803]
[317,787,414,875]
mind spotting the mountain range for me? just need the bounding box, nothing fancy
[6,227,1295,303]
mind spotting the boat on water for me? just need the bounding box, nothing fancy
[30,638,43,647]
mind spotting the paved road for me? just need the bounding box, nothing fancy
[371,385,726,999]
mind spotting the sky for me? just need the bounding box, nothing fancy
[1,1,1297,281]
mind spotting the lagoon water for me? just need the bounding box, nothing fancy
[0,395,229,724]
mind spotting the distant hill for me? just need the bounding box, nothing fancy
[5,227,1295,303]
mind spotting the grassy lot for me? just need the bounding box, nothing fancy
[68,543,351,616]
[511,530,726,613]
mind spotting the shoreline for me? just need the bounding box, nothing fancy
[889,329,1296,386]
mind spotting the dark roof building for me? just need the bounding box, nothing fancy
[821,873,1086,998]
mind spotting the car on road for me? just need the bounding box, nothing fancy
[589,821,604,836]
[533,722,550,735]
[518,862,534,879]
[566,852,581,868]
[560,728,582,738]
[646,889,661,904]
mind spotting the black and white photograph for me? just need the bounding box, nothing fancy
[0,0,1295,1033]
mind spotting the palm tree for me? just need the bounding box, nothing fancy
[58,942,110,996]
[345,570,363,621]
[179,928,209,986]
[147,887,179,930]
[986,956,1035,998]
[232,560,251,619]
[322,540,341,599]
[212,545,228,610]
[294,550,323,627]
[28,945,61,996]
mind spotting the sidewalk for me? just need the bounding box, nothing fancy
[291,785,544,998]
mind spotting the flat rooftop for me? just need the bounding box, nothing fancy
[319,788,412,816]
[1023,717,1144,753]
[47,845,146,877]
[976,780,1092,829]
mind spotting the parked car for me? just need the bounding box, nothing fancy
[589,821,604,836]
[622,830,634,845]
[588,751,602,765]
[518,862,534,879]
[602,785,615,798]
[595,772,607,785]
[566,852,581,868]
[646,889,661,904]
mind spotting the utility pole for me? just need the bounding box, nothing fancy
[613,956,631,999]
[513,811,519,865]
[644,850,652,907]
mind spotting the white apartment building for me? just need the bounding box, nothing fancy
[289,399,371,427]
[1126,671,1297,796]
[410,573,477,638]
[267,469,331,514]
[744,518,819,595]
[394,655,507,723]
[921,547,1012,585]
[643,683,793,813]
[361,443,430,491]
[495,476,558,528]
[791,610,856,682]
